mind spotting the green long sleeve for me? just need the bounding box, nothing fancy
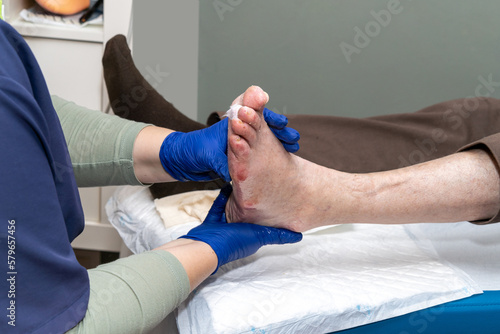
[52,95,150,187]
[67,250,190,334]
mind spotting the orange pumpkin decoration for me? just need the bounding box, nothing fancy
[35,0,90,16]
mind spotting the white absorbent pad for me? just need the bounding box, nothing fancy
[106,186,171,253]
[405,222,500,290]
[176,224,480,334]
[106,187,483,333]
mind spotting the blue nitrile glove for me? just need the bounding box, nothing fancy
[160,119,230,182]
[263,108,300,153]
[159,108,300,182]
[179,184,303,273]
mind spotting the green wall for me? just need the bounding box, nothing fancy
[198,0,500,122]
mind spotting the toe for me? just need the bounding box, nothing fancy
[230,117,257,144]
[237,106,261,131]
[242,86,269,113]
[228,134,250,182]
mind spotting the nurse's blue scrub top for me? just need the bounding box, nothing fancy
[0,20,89,333]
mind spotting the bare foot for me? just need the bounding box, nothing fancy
[225,86,320,232]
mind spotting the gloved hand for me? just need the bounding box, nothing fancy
[179,185,303,273]
[159,108,300,182]
[263,108,300,153]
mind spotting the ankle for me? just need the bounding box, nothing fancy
[300,163,375,228]
[288,156,339,230]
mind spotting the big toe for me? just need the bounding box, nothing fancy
[242,86,269,113]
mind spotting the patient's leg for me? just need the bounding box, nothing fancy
[225,87,500,230]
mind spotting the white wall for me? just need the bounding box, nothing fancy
[133,0,199,121]
[198,0,500,122]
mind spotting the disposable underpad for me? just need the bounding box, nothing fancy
[405,222,500,290]
[175,224,479,334]
[106,186,483,333]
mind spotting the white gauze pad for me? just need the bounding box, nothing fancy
[225,104,242,120]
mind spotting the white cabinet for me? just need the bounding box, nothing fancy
[3,0,133,252]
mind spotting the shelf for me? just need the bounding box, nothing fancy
[71,220,123,252]
[9,16,103,43]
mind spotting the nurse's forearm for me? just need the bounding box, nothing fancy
[53,95,180,186]
[132,126,176,184]
[154,239,218,291]
[53,95,153,187]
[338,149,500,224]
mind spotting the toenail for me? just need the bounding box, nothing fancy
[264,92,270,103]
